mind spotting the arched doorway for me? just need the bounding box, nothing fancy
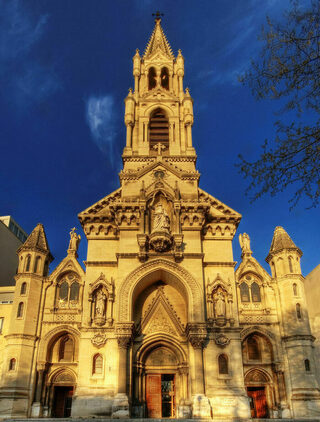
[40,330,79,418]
[245,369,272,418]
[50,370,76,418]
[133,340,188,418]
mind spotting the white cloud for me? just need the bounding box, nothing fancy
[0,0,60,106]
[86,95,118,163]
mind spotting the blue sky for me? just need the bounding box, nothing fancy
[1,0,318,277]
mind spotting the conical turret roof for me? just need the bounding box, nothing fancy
[144,18,174,59]
[19,223,51,254]
[266,226,302,261]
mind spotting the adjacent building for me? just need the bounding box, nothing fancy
[0,18,320,420]
[0,216,28,286]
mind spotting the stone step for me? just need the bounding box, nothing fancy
[3,419,320,422]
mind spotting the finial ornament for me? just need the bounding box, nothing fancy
[152,11,164,22]
[68,227,81,253]
[239,233,252,256]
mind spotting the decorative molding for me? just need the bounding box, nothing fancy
[91,333,107,347]
[215,334,230,347]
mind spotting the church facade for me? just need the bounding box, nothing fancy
[1,18,320,420]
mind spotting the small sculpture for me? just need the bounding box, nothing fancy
[214,287,226,318]
[152,204,170,233]
[239,233,252,254]
[69,227,81,252]
[95,289,106,316]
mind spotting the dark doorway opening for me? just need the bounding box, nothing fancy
[53,386,73,417]
[247,386,269,418]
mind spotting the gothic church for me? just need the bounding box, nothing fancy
[1,17,320,420]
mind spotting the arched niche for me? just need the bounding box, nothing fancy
[118,259,203,322]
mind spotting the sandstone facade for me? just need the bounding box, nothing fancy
[0,17,320,420]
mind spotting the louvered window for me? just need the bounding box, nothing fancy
[149,108,169,151]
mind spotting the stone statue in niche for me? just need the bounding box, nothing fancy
[239,233,252,255]
[213,287,226,318]
[152,204,170,233]
[95,289,106,316]
[68,227,81,252]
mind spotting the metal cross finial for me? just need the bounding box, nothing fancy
[152,11,164,22]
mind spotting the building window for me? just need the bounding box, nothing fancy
[25,255,31,272]
[9,358,16,371]
[148,67,157,90]
[293,283,298,296]
[296,303,302,320]
[59,336,74,362]
[44,260,49,276]
[247,336,261,360]
[59,281,69,302]
[305,359,311,372]
[34,256,41,273]
[271,261,276,278]
[70,282,80,301]
[240,282,250,302]
[20,282,27,295]
[251,282,261,302]
[218,354,228,375]
[57,274,80,308]
[0,317,4,334]
[288,257,294,273]
[17,302,24,318]
[93,354,103,375]
[160,67,169,90]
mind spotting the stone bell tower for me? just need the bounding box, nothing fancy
[78,15,248,420]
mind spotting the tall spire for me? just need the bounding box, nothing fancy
[144,15,174,59]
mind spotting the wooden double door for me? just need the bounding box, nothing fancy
[146,374,175,418]
[247,386,269,418]
[53,386,73,417]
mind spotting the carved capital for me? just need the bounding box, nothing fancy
[116,322,135,349]
[186,323,207,349]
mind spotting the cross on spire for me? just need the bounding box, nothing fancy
[152,11,164,22]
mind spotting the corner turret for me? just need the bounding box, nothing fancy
[266,226,302,278]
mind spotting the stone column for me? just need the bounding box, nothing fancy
[187,323,211,418]
[112,323,134,418]
[31,363,46,417]
[126,123,133,148]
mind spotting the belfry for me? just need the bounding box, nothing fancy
[1,16,320,421]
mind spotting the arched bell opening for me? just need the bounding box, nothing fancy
[132,339,189,419]
[148,67,157,90]
[160,67,169,90]
[149,108,169,153]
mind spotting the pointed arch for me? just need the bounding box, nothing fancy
[118,258,202,321]
[160,67,169,90]
[38,325,81,363]
[148,66,157,90]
